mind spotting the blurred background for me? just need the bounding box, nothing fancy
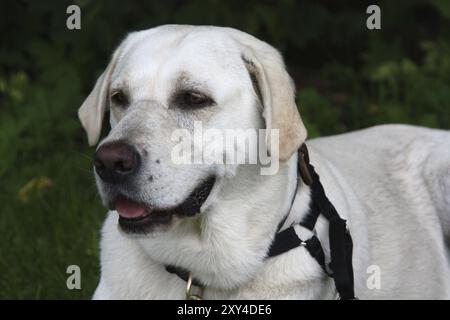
[0,0,449,299]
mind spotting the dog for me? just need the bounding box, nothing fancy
[78,25,450,299]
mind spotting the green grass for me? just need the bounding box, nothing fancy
[0,156,103,299]
[0,74,104,299]
[0,164,103,299]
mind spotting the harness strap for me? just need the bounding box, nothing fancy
[302,233,331,276]
[267,225,303,257]
[267,226,330,276]
[299,144,356,300]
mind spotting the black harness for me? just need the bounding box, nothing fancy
[166,143,357,300]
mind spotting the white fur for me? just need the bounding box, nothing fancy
[79,26,450,299]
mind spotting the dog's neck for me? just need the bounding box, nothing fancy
[136,152,329,295]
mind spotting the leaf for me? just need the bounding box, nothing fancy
[18,176,54,203]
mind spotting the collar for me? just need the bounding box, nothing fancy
[165,143,357,300]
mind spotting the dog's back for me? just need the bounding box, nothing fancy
[308,124,450,298]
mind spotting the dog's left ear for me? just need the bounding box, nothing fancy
[231,30,307,161]
[78,46,122,146]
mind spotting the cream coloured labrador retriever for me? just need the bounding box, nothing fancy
[78,25,450,299]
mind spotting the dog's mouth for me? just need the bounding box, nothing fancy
[114,176,216,234]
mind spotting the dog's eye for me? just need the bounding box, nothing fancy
[111,90,128,107]
[181,91,214,108]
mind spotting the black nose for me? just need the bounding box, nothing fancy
[94,141,140,184]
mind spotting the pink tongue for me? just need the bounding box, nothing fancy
[115,198,146,219]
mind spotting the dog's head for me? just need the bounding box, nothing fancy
[78,25,307,235]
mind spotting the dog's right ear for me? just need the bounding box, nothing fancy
[78,47,122,146]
